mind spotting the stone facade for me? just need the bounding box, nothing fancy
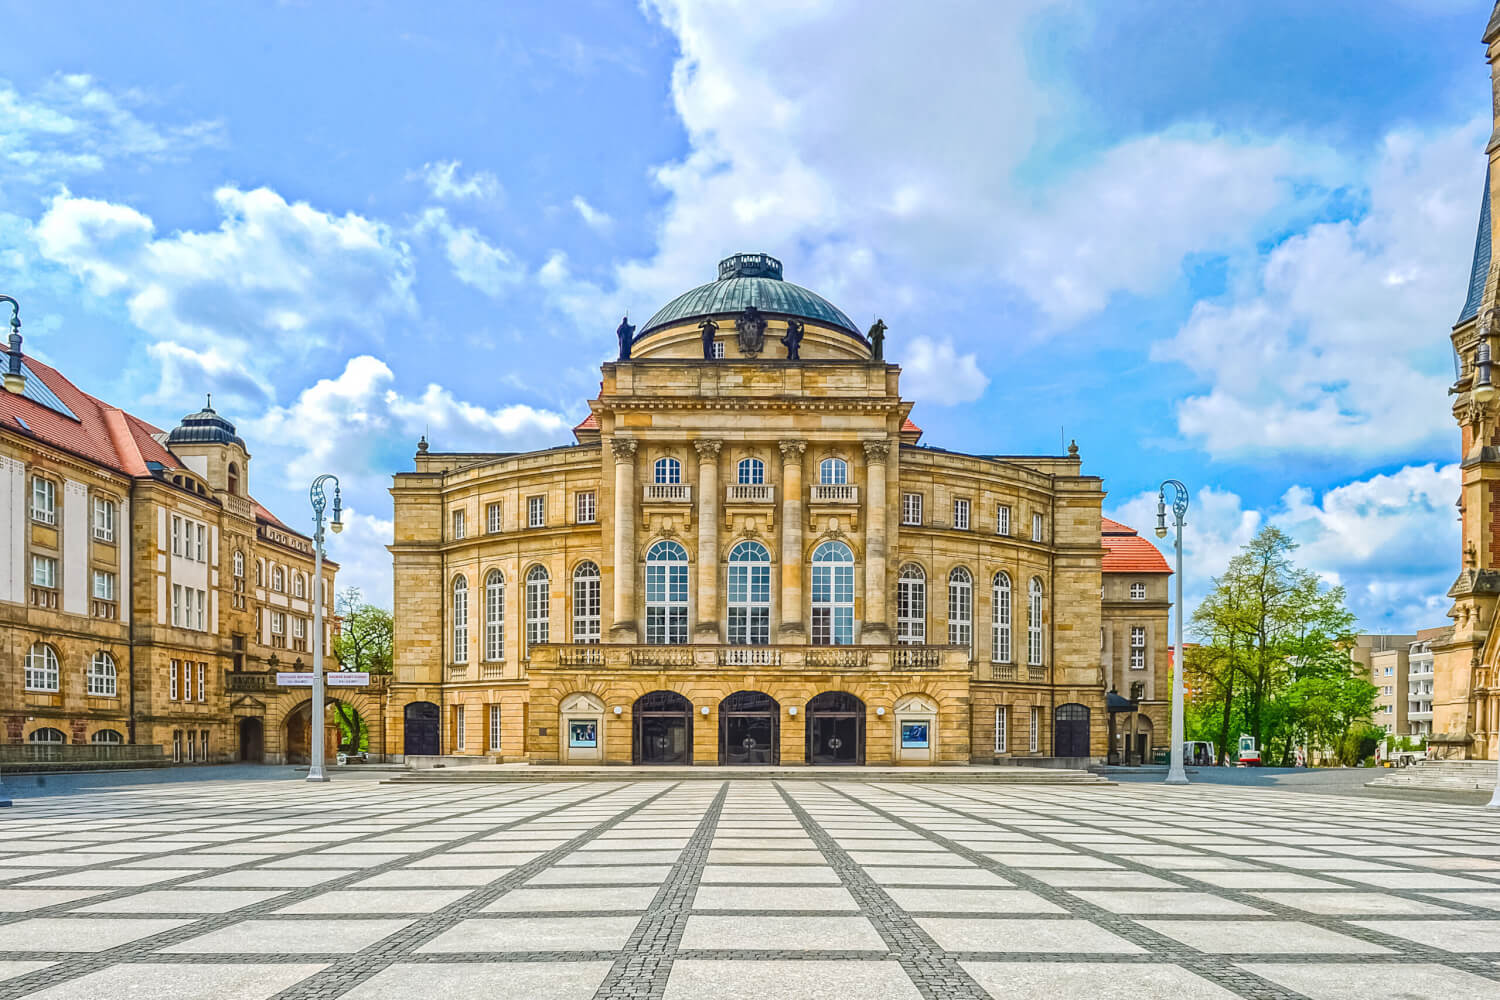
[388,254,1171,765]
[0,350,356,765]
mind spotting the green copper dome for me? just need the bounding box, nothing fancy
[638,253,861,340]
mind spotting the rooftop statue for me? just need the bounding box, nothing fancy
[868,318,887,361]
[699,318,718,359]
[781,318,804,360]
[616,316,635,361]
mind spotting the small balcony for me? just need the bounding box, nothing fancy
[810,484,858,504]
[643,484,691,504]
[91,599,118,620]
[447,664,470,682]
[30,587,58,610]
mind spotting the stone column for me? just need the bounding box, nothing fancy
[778,439,806,639]
[694,438,721,641]
[610,437,638,641]
[861,439,892,644]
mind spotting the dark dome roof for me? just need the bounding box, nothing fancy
[167,400,246,449]
[638,253,861,340]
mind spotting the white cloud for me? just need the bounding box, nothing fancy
[413,207,521,297]
[1152,121,1484,460]
[1107,463,1460,633]
[323,509,396,609]
[415,160,503,203]
[571,195,613,232]
[898,336,988,404]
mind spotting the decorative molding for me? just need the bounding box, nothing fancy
[694,439,722,458]
[778,439,806,459]
[862,439,891,462]
[610,437,638,460]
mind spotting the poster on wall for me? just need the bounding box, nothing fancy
[568,720,598,748]
[900,721,930,749]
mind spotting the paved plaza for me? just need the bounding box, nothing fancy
[0,778,1498,998]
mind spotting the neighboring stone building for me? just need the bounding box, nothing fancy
[0,329,357,764]
[1434,1,1500,762]
[388,252,1170,765]
[1100,518,1171,762]
[1352,635,1414,736]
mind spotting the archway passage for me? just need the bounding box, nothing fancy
[719,690,779,765]
[238,717,264,762]
[806,691,865,765]
[404,701,441,756]
[283,702,341,766]
[633,691,693,765]
[1055,703,1090,758]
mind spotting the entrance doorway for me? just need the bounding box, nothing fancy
[806,691,865,764]
[404,701,441,756]
[1054,702,1090,758]
[633,691,693,764]
[718,690,779,764]
[238,717,264,762]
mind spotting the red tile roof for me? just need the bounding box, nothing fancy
[902,417,920,434]
[574,413,598,431]
[1102,517,1171,574]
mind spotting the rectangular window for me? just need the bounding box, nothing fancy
[712,340,725,358]
[454,705,466,750]
[528,495,545,528]
[486,502,502,534]
[995,706,1008,754]
[271,612,284,635]
[200,730,209,761]
[195,523,206,562]
[953,498,970,531]
[902,493,923,526]
[185,729,194,762]
[172,584,182,626]
[1032,512,1044,542]
[93,570,115,601]
[31,477,56,524]
[997,504,1011,536]
[198,662,206,702]
[173,730,182,763]
[93,497,116,542]
[183,660,192,702]
[576,491,596,524]
[170,660,179,701]
[31,555,57,588]
[489,704,502,751]
[1130,626,1146,669]
[452,508,465,540]
[1029,706,1040,753]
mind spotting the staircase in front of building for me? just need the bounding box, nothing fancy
[1366,759,1497,791]
[384,764,1113,785]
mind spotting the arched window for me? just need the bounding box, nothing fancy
[25,643,59,692]
[484,570,505,661]
[948,567,973,652]
[525,565,550,654]
[654,457,681,484]
[256,559,264,586]
[272,566,284,592]
[992,572,1012,663]
[573,562,601,644]
[90,729,123,745]
[451,575,469,663]
[28,727,64,744]
[293,573,306,598]
[737,458,765,485]
[645,540,689,645]
[819,457,848,485]
[811,540,855,645]
[727,541,771,645]
[1028,577,1045,666]
[227,462,240,496]
[87,651,118,697]
[896,564,926,644]
[233,551,244,578]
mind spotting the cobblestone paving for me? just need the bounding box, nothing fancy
[0,777,1498,998]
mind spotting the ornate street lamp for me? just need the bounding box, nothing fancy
[306,474,343,783]
[1157,479,1189,785]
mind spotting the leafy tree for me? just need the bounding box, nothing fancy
[329,587,392,753]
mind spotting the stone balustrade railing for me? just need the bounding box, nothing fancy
[528,642,969,673]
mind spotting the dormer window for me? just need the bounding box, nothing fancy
[227,462,239,496]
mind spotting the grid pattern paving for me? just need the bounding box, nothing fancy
[0,778,1498,998]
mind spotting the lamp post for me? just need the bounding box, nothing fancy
[1157,479,1189,785]
[306,474,342,783]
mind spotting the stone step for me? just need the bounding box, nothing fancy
[384,764,1114,785]
[1367,759,1496,791]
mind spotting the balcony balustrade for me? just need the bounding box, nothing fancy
[725,484,775,503]
[528,642,968,674]
[809,484,858,504]
[643,484,691,504]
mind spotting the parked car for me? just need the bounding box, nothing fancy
[1235,734,1262,767]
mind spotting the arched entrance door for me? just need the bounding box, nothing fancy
[806,691,865,764]
[633,691,693,765]
[238,717,264,762]
[404,701,441,756]
[1054,703,1090,758]
[719,691,779,764]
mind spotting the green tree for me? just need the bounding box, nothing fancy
[329,587,392,753]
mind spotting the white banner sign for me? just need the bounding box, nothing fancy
[328,672,370,687]
[275,671,370,687]
[276,672,315,687]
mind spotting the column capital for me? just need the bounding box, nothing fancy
[862,439,891,462]
[694,438,722,458]
[610,437,637,460]
[778,439,806,459]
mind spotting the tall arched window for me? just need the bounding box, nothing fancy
[737,458,765,485]
[233,551,244,579]
[451,576,469,663]
[645,540,689,645]
[90,729,123,745]
[87,651,118,697]
[819,457,848,485]
[484,570,505,661]
[293,573,306,598]
[948,567,973,652]
[573,562,601,644]
[992,572,1012,663]
[25,643,59,692]
[525,565,550,654]
[727,541,771,645]
[1028,577,1045,666]
[28,727,64,744]
[654,457,681,484]
[272,566,284,592]
[227,462,240,496]
[896,564,926,644]
[811,540,855,645]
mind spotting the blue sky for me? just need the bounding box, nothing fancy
[0,0,1490,632]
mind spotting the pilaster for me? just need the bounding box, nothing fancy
[694,438,721,640]
[778,439,806,638]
